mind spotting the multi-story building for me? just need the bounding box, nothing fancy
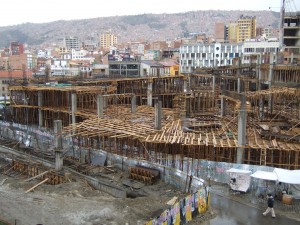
[237,15,256,43]
[108,61,140,78]
[180,43,243,73]
[10,41,24,55]
[0,70,32,96]
[243,41,280,64]
[228,22,238,43]
[99,32,118,49]
[180,41,280,73]
[215,22,225,43]
[62,36,80,50]
[282,12,300,64]
[0,54,36,70]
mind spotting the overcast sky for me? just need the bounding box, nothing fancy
[0,0,299,27]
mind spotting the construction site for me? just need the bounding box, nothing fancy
[0,61,300,224]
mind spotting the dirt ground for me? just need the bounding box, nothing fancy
[0,156,215,225]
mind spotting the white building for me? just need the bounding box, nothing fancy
[71,49,88,59]
[180,43,243,73]
[242,41,280,64]
[180,41,280,73]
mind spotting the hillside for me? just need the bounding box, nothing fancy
[0,10,280,47]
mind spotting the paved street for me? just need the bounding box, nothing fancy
[201,193,300,225]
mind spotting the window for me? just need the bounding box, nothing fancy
[216,47,220,50]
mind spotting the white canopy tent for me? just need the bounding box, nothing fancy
[226,168,252,192]
[250,171,277,181]
[273,168,300,184]
[274,168,300,199]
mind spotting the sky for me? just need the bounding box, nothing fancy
[0,0,299,27]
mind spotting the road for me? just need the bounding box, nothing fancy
[201,193,300,225]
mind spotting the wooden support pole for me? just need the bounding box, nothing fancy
[25,178,49,193]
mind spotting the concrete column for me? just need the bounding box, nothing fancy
[80,148,86,164]
[268,95,273,115]
[220,96,225,117]
[183,79,187,92]
[268,54,274,115]
[97,95,103,118]
[71,93,77,125]
[54,120,63,171]
[147,82,153,106]
[155,101,162,130]
[212,76,216,93]
[237,77,241,93]
[186,97,191,117]
[55,151,63,171]
[38,91,43,127]
[237,96,247,164]
[259,96,264,121]
[268,54,274,87]
[54,120,63,149]
[131,94,136,113]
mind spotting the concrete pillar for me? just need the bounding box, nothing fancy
[212,76,216,93]
[237,96,247,164]
[237,77,241,93]
[268,54,274,115]
[147,82,153,106]
[80,148,86,164]
[268,95,273,115]
[155,101,162,130]
[220,96,225,117]
[186,97,191,117]
[54,120,63,149]
[38,91,43,127]
[259,96,264,121]
[54,120,63,171]
[71,93,77,125]
[103,96,108,109]
[183,79,187,92]
[131,94,136,113]
[97,95,103,118]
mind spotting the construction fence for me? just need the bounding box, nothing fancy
[144,187,210,225]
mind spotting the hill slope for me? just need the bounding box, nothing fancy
[0,10,279,47]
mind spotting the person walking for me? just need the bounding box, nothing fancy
[263,193,276,218]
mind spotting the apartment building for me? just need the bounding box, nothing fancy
[237,15,256,43]
[62,36,80,50]
[228,22,238,43]
[180,43,243,73]
[215,22,225,42]
[99,32,118,49]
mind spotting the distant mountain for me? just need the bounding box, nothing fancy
[0,10,280,48]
